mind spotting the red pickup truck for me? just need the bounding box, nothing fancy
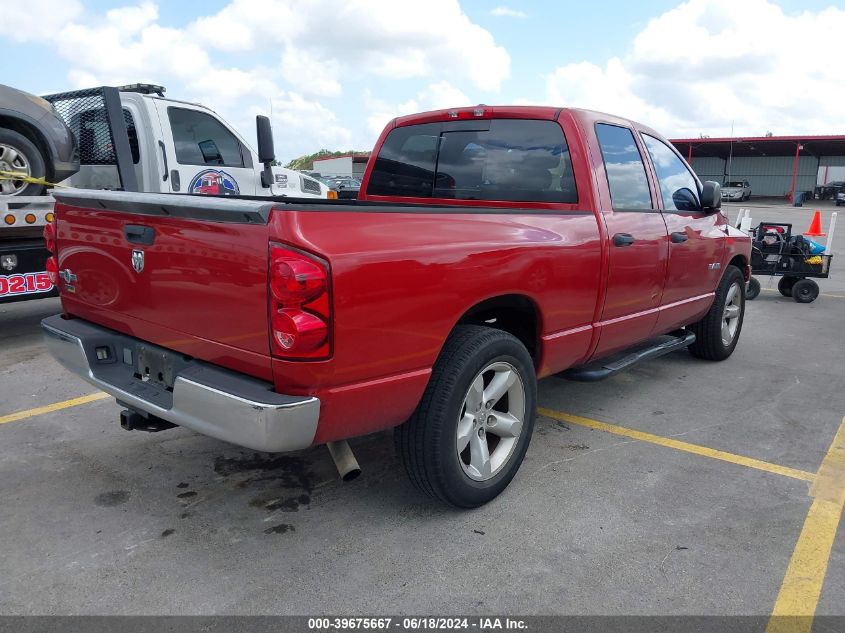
[43,106,751,507]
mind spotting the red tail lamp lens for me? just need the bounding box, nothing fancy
[269,244,331,359]
[272,309,327,352]
[43,222,56,253]
[46,256,59,285]
[270,256,325,304]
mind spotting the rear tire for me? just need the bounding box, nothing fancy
[0,128,47,198]
[394,325,537,508]
[778,276,797,297]
[791,279,819,303]
[746,277,760,300]
[688,265,745,361]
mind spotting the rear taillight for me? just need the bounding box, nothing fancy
[269,245,331,359]
[43,221,56,253]
[43,220,59,285]
[46,256,59,285]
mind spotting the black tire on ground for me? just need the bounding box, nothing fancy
[687,265,746,361]
[778,276,797,297]
[0,128,47,198]
[791,279,819,303]
[746,277,760,300]
[394,325,537,508]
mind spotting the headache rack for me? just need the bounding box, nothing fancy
[41,86,139,192]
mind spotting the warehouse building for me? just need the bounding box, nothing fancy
[670,135,845,199]
[311,154,370,179]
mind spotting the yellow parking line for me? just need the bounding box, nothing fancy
[537,408,816,483]
[766,416,845,633]
[0,392,109,425]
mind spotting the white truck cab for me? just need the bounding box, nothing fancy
[64,84,330,199]
[1,84,330,304]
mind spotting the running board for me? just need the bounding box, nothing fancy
[559,331,696,382]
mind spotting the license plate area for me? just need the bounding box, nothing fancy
[136,344,177,391]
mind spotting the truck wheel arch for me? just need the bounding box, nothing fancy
[728,254,750,281]
[455,294,541,366]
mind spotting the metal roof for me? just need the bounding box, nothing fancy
[313,153,370,163]
[670,135,845,158]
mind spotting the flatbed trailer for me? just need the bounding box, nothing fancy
[0,195,56,304]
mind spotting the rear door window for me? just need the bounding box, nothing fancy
[642,134,700,212]
[595,123,652,210]
[368,119,577,203]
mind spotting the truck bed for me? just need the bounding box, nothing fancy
[51,187,604,442]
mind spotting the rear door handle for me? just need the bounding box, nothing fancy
[125,224,156,245]
[613,233,635,247]
[671,231,689,243]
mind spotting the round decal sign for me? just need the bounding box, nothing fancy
[189,169,240,196]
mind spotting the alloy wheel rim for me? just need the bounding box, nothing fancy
[721,282,742,346]
[456,361,525,481]
[0,143,31,195]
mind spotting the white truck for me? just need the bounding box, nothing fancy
[1,84,331,304]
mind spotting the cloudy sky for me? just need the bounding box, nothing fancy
[3,0,844,163]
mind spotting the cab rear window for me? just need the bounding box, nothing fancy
[367,119,577,203]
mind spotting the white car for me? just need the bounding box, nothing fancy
[721,180,751,201]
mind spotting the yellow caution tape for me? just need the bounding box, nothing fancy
[0,170,68,188]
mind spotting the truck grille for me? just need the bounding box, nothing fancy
[301,176,322,195]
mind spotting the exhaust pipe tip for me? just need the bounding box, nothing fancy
[326,440,361,482]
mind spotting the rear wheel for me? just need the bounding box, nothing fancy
[777,276,797,297]
[394,325,536,508]
[792,279,819,303]
[688,265,745,361]
[0,128,47,198]
[746,277,760,300]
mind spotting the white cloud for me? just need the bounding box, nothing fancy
[546,59,672,130]
[279,48,342,98]
[58,9,211,86]
[545,0,845,137]
[490,6,527,18]
[0,0,83,42]
[365,82,472,138]
[189,0,510,91]
[265,93,353,157]
[26,0,507,161]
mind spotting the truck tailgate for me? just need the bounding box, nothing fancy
[52,190,275,381]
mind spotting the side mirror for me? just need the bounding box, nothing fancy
[256,115,275,163]
[256,115,274,188]
[700,181,721,211]
[671,187,699,212]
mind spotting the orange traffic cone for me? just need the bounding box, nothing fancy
[804,210,826,237]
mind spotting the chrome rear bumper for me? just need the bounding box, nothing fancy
[42,315,320,452]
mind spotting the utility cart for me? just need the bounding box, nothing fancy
[745,221,833,303]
